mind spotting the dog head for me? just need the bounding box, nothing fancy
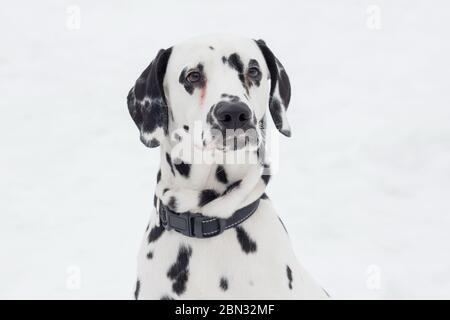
[127,35,291,151]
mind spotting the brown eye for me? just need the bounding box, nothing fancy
[186,71,201,83]
[247,66,261,78]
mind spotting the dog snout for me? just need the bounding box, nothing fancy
[215,102,252,130]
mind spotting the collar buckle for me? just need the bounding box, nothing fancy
[158,198,261,239]
[160,205,199,237]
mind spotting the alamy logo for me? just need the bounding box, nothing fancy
[66,5,81,30]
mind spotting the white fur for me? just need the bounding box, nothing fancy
[135,35,328,300]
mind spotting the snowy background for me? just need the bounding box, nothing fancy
[1,0,450,299]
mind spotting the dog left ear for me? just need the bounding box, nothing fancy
[255,39,291,137]
[127,48,172,148]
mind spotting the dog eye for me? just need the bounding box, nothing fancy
[186,71,202,83]
[247,67,261,78]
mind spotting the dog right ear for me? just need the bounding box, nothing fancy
[127,48,172,148]
[255,39,292,137]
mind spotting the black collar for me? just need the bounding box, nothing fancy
[158,198,260,238]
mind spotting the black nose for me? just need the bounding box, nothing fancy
[215,102,252,130]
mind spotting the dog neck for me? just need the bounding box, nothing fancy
[153,142,269,219]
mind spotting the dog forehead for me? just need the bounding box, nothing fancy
[167,35,264,72]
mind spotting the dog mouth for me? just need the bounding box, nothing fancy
[202,126,261,152]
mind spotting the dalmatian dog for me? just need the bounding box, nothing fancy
[127,35,328,300]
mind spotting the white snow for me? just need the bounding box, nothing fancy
[1,0,450,299]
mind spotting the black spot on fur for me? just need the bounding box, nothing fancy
[220,277,229,291]
[174,161,191,178]
[215,165,228,184]
[148,225,165,243]
[183,125,189,131]
[278,216,288,234]
[147,251,153,259]
[224,180,241,195]
[258,116,266,130]
[260,193,269,199]
[221,93,240,102]
[148,138,159,147]
[157,169,161,183]
[209,46,214,50]
[174,132,182,141]
[226,53,247,92]
[286,265,293,289]
[167,245,193,295]
[153,194,158,208]
[163,188,169,194]
[199,189,219,206]
[222,56,227,64]
[168,196,177,211]
[134,279,140,300]
[161,295,175,300]
[140,100,168,135]
[235,226,257,254]
[261,174,271,185]
[269,97,284,132]
[228,53,244,73]
[277,66,291,108]
[166,153,175,176]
